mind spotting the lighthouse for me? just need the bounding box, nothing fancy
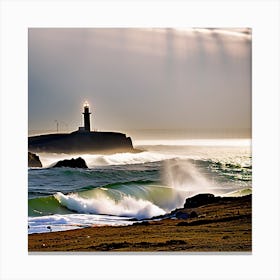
[29,100,137,154]
[82,101,91,132]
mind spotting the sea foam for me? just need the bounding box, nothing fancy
[28,213,134,234]
[54,191,166,219]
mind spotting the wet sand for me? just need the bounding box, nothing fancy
[28,195,251,252]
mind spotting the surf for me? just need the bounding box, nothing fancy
[37,151,183,168]
[29,159,251,220]
[28,181,185,219]
[28,144,252,233]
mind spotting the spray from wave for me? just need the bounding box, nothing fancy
[163,159,212,194]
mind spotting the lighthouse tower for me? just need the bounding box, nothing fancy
[82,101,91,132]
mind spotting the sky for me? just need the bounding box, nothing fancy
[28,28,251,138]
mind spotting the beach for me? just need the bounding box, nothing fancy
[29,194,251,252]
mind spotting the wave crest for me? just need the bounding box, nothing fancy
[54,192,166,219]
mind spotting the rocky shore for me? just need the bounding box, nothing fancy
[28,194,252,252]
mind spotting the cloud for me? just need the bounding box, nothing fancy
[29,28,251,136]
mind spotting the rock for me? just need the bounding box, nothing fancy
[184,193,216,208]
[165,240,187,245]
[184,194,252,209]
[175,211,189,220]
[28,152,42,167]
[53,157,88,168]
[176,221,189,226]
[222,235,230,239]
[190,211,198,218]
[138,221,150,226]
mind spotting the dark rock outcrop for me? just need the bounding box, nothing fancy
[52,157,88,168]
[138,221,150,226]
[28,152,42,167]
[184,193,252,209]
[175,211,189,220]
[190,211,198,218]
[184,193,216,208]
[177,222,189,226]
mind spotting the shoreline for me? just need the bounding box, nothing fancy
[29,194,251,252]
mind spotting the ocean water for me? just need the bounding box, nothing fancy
[28,139,252,234]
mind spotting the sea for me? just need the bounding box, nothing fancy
[28,139,252,234]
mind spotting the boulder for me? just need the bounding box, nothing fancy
[190,211,198,218]
[176,221,188,226]
[184,193,216,208]
[52,157,88,168]
[28,152,42,167]
[175,211,189,220]
[138,221,150,226]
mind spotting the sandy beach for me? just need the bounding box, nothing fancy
[28,194,251,252]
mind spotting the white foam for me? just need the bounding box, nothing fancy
[85,151,179,167]
[37,151,178,168]
[54,191,166,219]
[28,213,134,234]
[37,143,251,168]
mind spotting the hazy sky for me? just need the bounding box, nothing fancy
[28,28,251,136]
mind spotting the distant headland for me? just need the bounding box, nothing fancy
[28,102,140,154]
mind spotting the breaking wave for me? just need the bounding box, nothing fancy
[54,192,165,219]
[29,158,251,220]
[29,181,186,219]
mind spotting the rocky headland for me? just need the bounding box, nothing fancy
[28,131,141,154]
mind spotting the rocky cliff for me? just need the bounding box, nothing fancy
[28,131,139,154]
